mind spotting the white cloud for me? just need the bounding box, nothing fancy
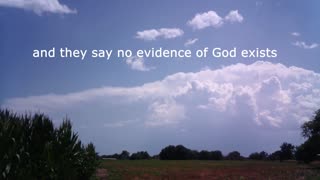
[184,38,198,47]
[3,61,320,128]
[136,28,183,41]
[188,10,243,30]
[187,11,223,30]
[291,32,300,37]
[126,56,154,71]
[224,10,244,23]
[146,99,185,127]
[0,0,76,15]
[292,41,318,49]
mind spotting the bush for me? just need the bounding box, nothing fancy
[0,109,99,179]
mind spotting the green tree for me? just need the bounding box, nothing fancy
[296,109,320,163]
[225,151,243,160]
[249,151,268,160]
[268,150,281,161]
[302,109,320,138]
[211,150,223,160]
[279,142,295,161]
[130,151,150,160]
[159,145,194,160]
[119,150,130,160]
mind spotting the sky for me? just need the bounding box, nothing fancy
[0,0,320,156]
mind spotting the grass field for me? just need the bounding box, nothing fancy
[96,160,320,179]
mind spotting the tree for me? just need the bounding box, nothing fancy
[225,151,243,160]
[211,150,223,160]
[268,150,281,161]
[159,145,176,160]
[159,145,194,160]
[295,136,320,163]
[279,142,295,161]
[249,151,268,160]
[130,151,150,160]
[302,109,320,138]
[296,109,320,163]
[199,150,211,160]
[198,150,223,160]
[119,150,130,160]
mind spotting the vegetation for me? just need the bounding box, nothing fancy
[2,108,320,179]
[279,142,295,161]
[158,145,223,160]
[225,151,244,160]
[0,109,99,179]
[248,151,268,160]
[296,109,320,163]
[130,151,150,160]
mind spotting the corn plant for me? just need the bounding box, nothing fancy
[0,109,99,179]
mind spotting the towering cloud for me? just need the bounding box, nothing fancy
[3,61,320,129]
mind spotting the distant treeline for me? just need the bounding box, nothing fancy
[101,109,320,163]
[100,142,295,161]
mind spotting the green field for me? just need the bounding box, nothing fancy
[96,160,320,179]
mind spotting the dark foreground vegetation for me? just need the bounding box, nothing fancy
[0,109,99,179]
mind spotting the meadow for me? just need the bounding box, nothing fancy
[96,160,320,179]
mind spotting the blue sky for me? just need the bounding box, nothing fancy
[0,0,320,156]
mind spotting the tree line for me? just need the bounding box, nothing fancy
[101,142,294,161]
[101,109,320,163]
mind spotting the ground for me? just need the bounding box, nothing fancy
[95,160,320,180]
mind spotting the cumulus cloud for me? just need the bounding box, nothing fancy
[187,10,243,30]
[2,61,320,128]
[187,11,223,30]
[146,99,185,127]
[136,28,183,41]
[0,0,76,15]
[292,41,318,49]
[184,38,198,47]
[126,56,154,71]
[224,10,244,23]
